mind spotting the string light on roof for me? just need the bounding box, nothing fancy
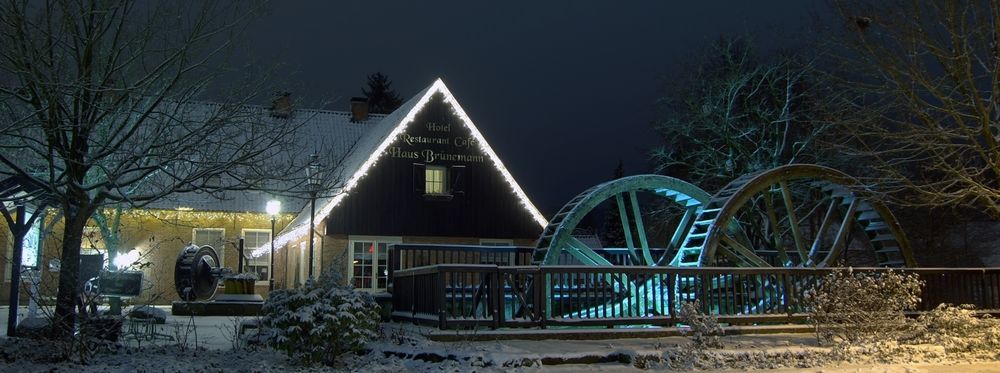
[252,78,548,258]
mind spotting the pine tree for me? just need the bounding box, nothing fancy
[362,72,403,114]
[600,160,627,248]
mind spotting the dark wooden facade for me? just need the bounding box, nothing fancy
[324,93,542,239]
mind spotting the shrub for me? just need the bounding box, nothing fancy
[911,304,1000,354]
[260,272,381,366]
[678,300,724,348]
[803,268,922,345]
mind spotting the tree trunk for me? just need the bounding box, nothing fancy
[52,206,92,337]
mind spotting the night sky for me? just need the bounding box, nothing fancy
[237,2,826,215]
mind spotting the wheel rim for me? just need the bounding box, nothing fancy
[690,164,915,268]
[534,174,712,267]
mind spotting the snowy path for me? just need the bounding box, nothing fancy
[1,307,998,372]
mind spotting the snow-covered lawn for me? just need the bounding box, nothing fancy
[1,320,999,372]
[1,307,998,371]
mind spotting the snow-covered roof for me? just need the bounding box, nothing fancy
[144,104,386,213]
[253,78,548,257]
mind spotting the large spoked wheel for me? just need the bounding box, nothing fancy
[534,175,712,267]
[174,244,221,301]
[530,175,713,319]
[687,164,916,268]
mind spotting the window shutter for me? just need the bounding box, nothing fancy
[412,163,425,194]
[450,165,466,195]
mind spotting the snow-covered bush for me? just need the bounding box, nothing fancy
[911,304,1000,354]
[803,268,922,345]
[678,300,724,348]
[260,272,381,365]
[224,272,259,281]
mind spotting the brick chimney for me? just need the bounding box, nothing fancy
[350,97,369,122]
[270,92,293,118]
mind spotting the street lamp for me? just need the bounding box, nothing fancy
[266,199,281,291]
[306,154,322,280]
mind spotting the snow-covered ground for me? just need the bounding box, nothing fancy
[1,306,998,372]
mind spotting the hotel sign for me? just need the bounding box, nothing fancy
[385,121,485,164]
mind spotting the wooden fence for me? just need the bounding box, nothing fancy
[387,244,667,285]
[391,265,1000,329]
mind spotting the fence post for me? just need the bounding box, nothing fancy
[436,270,447,330]
[700,273,710,314]
[782,271,793,315]
[980,269,988,309]
[492,266,501,330]
[410,271,417,319]
[536,268,547,329]
[666,271,676,324]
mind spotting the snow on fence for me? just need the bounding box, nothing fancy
[391,265,1000,330]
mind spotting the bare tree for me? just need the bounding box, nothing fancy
[829,0,1000,218]
[0,0,303,337]
[652,37,841,191]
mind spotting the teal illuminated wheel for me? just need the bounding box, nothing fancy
[531,175,713,318]
[534,174,712,267]
[689,164,915,268]
[529,165,915,321]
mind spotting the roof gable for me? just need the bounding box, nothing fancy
[255,79,546,256]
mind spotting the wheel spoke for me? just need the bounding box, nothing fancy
[715,243,743,265]
[806,195,840,266]
[720,234,772,267]
[564,236,614,266]
[762,189,789,266]
[823,198,859,266]
[615,193,641,264]
[666,206,698,256]
[778,181,809,260]
[628,191,654,265]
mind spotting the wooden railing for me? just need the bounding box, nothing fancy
[387,244,667,288]
[391,265,1000,329]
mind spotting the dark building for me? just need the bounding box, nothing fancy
[260,79,546,292]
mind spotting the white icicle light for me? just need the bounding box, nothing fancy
[252,78,548,258]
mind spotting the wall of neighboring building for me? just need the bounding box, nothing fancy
[1,211,63,305]
[1,208,294,305]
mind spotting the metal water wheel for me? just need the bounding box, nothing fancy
[529,164,915,319]
[530,174,715,318]
[687,164,915,268]
[534,174,713,267]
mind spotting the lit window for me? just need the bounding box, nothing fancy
[425,166,446,194]
[193,228,225,267]
[349,237,399,291]
[5,214,40,281]
[243,229,271,283]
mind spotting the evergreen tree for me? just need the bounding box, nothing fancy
[362,72,403,114]
[600,160,627,248]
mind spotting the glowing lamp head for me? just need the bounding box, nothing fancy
[113,249,140,270]
[266,200,281,217]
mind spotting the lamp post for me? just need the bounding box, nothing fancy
[306,154,322,280]
[266,199,281,291]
